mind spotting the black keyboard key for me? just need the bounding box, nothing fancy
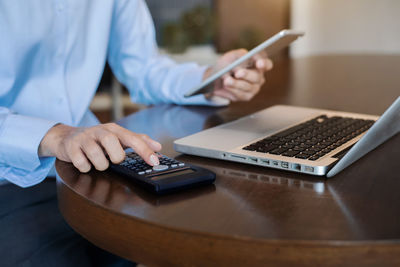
[282,150,299,157]
[269,147,288,155]
[282,143,294,149]
[295,153,310,159]
[308,155,321,161]
[293,146,304,152]
[308,147,320,153]
[301,150,315,156]
[243,145,256,151]
[272,140,285,145]
[256,145,278,153]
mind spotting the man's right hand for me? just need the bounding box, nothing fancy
[38,123,162,173]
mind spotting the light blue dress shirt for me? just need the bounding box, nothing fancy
[0,0,218,187]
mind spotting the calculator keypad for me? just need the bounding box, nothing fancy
[119,152,187,177]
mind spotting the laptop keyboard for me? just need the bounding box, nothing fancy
[242,115,374,161]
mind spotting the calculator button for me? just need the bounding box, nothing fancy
[171,164,178,168]
[145,169,152,174]
[178,163,185,167]
[138,171,145,175]
[153,165,169,171]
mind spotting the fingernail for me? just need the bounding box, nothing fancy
[257,60,265,69]
[150,154,159,166]
[236,70,245,78]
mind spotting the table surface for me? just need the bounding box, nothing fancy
[56,55,400,266]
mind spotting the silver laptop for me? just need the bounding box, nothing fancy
[174,97,400,177]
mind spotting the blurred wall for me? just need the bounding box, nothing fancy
[215,0,290,53]
[145,0,212,45]
[291,0,400,57]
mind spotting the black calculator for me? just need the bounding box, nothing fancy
[110,152,216,194]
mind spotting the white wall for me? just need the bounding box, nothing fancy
[290,0,400,57]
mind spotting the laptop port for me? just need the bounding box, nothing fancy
[249,157,258,163]
[272,161,279,166]
[292,164,301,171]
[261,159,270,165]
[281,162,289,169]
[304,166,314,173]
[230,154,246,160]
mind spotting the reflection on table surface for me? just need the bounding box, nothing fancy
[117,104,225,141]
[59,151,372,241]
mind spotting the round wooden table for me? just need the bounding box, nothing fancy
[56,55,400,266]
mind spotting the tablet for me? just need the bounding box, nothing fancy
[184,29,305,98]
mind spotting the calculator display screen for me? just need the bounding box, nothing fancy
[151,169,194,181]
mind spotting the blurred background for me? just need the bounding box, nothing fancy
[92,0,400,122]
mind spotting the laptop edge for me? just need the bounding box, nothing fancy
[174,97,399,177]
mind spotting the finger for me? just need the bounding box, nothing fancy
[214,73,231,90]
[225,86,257,101]
[68,144,92,173]
[234,69,263,84]
[74,173,93,195]
[255,58,273,71]
[88,175,110,203]
[250,51,267,69]
[81,139,110,171]
[139,134,162,152]
[95,129,126,164]
[224,76,254,92]
[212,89,238,102]
[224,49,249,69]
[251,50,268,61]
[107,124,160,166]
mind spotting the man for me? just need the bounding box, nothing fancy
[0,0,272,265]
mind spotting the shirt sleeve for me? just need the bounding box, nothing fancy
[0,107,58,187]
[107,0,227,107]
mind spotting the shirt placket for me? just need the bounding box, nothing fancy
[52,0,73,125]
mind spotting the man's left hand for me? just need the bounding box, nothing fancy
[204,49,273,102]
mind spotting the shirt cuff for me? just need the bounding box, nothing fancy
[0,113,59,171]
[0,157,55,188]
